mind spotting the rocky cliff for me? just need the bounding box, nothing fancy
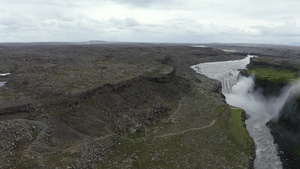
[0,44,254,168]
[242,57,300,168]
[241,57,299,97]
[0,57,190,168]
[269,88,300,168]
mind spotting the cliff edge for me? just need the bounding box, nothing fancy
[0,44,254,168]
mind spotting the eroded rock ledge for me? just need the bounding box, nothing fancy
[0,44,252,168]
[0,65,192,168]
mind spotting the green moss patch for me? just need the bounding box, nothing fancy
[31,128,41,139]
[146,65,173,78]
[228,108,254,151]
[216,107,254,156]
[245,66,297,83]
[245,57,300,83]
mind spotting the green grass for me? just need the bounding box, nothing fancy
[146,65,173,78]
[133,130,145,139]
[245,66,297,83]
[228,108,254,150]
[84,77,257,168]
[215,106,254,156]
[246,57,300,83]
[96,90,255,168]
[32,128,41,139]
[153,65,172,74]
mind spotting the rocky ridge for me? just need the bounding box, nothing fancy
[0,44,253,168]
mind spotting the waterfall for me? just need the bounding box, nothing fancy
[192,55,283,169]
[191,55,253,94]
[0,82,6,87]
[0,73,10,88]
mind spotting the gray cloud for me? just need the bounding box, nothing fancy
[252,22,300,38]
[109,0,176,7]
[109,17,140,29]
[1,0,300,44]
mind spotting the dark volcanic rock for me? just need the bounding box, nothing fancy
[243,57,299,97]
[278,94,300,133]
[0,44,250,168]
[253,78,286,97]
[268,93,300,168]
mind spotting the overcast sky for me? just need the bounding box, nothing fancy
[1,0,300,44]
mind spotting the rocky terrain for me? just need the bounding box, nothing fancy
[1,43,297,168]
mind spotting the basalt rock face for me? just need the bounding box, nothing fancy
[57,70,189,138]
[277,94,300,134]
[253,78,286,97]
[245,57,298,97]
[269,93,300,168]
[0,67,189,168]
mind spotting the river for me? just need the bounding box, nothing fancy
[0,82,6,87]
[191,55,283,169]
[0,73,10,88]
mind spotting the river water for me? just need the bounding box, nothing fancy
[0,82,6,87]
[0,73,10,88]
[191,55,283,169]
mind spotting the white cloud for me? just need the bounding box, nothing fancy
[0,0,300,44]
[109,0,181,8]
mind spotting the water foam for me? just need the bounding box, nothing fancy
[191,55,253,93]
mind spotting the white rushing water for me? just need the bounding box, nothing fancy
[226,77,284,169]
[0,73,10,88]
[0,73,11,76]
[191,45,207,48]
[223,49,237,53]
[191,55,253,93]
[191,55,283,169]
[0,82,6,87]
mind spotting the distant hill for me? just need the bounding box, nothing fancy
[0,40,110,46]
